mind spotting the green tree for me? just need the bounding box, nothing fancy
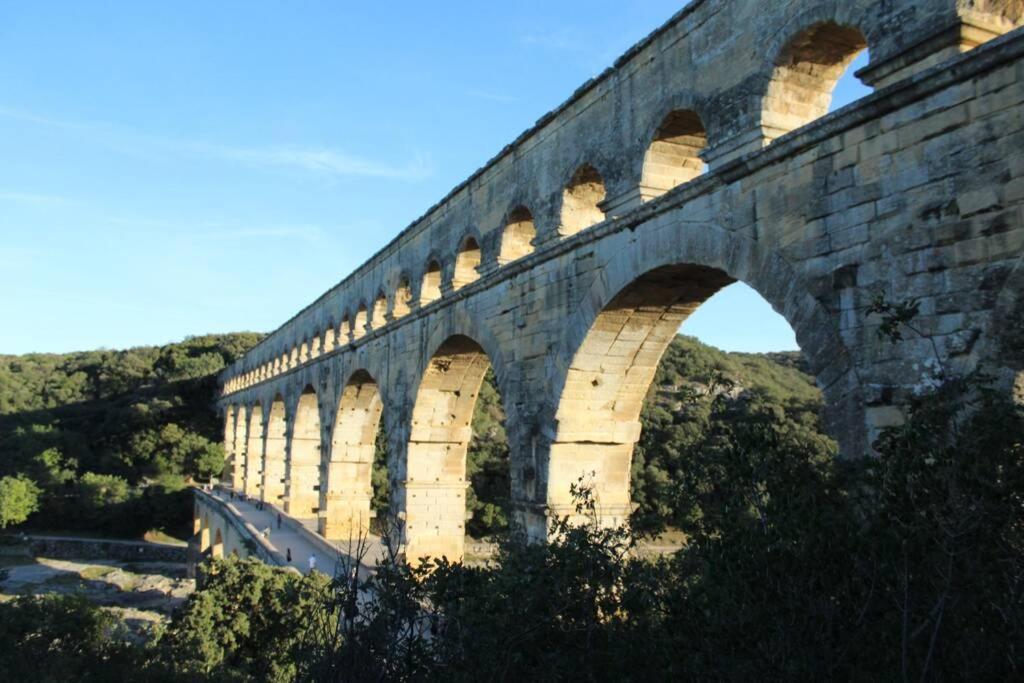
[76,472,130,509]
[152,557,332,681]
[0,475,40,528]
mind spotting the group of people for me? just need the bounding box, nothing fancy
[226,489,269,511]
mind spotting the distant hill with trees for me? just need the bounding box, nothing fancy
[0,333,262,537]
[0,331,830,539]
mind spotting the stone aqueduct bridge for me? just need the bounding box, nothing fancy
[214,0,1024,562]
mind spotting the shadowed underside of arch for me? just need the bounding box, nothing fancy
[404,334,493,561]
[320,370,384,540]
[762,21,868,141]
[548,264,734,521]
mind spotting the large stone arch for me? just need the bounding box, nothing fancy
[530,220,860,539]
[285,385,322,519]
[319,368,386,540]
[261,395,288,506]
[398,320,516,562]
[222,406,237,486]
[243,403,264,498]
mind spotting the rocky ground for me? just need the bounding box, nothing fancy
[0,550,194,641]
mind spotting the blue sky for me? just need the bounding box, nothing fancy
[0,2,870,355]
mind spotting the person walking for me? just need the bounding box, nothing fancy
[286,548,292,563]
[308,553,317,573]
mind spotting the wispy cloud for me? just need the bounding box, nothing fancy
[0,104,433,182]
[208,145,432,180]
[519,27,587,52]
[0,190,69,206]
[200,224,328,245]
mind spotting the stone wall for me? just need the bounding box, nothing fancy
[214,1,1024,562]
[20,536,187,563]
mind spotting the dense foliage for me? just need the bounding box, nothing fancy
[0,333,261,537]
[0,593,139,681]
[153,559,332,681]
[5,369,1019,681]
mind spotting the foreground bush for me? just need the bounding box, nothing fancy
[306,373,1022,681]
[0,594,139,681]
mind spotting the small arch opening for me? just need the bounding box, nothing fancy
[339,316,351,345]
[499,207,536,263]
[453,237,482,289]
[353,305,368,340]
[421,260,442,305]
[641,110,707,200]
[393,276,413,319]
[560,164,606,236]
[372,292,388,329]
[763,22,869,141]
[323,323,337,354]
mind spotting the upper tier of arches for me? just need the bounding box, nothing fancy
[221,1,1020,395]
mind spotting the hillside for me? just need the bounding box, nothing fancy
[0,332,829,537]
[0,333,263,537]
